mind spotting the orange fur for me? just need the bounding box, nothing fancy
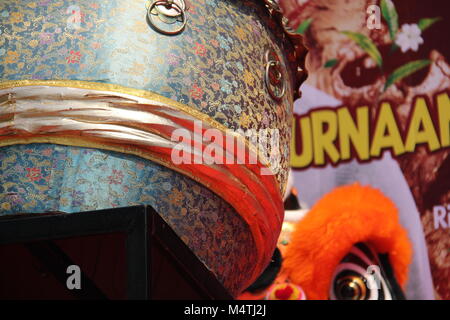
[283,184,412,300]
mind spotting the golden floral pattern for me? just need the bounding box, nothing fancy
[0,0,295,190]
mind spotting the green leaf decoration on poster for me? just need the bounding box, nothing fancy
[324,59,338,68]
[384,59,431,90]
[418,17,441,31]
[296,18,313,35]
[381,0,399,41]
[342,31,383,67]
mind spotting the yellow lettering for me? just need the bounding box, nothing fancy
[312,110,339,165]
[338,106,370,161]
[405,97,440,152]
[370,103,404,157]
[290,116,313,168]
[437,92,450,148]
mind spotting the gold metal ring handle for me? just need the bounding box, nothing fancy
[147,0,187,36]
[265,60,286,101]
[264,0,282,12]
[155,0,185,17]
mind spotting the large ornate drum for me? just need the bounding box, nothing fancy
[0,0,298,296]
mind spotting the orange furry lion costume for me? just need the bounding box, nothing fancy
[282,184,412,300]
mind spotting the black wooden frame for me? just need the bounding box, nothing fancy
[0,206,232,300]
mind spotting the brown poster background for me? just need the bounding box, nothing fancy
[289,0,450,299]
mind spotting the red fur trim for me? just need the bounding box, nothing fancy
[283,184,412,300]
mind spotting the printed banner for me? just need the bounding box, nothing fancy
[289,0,449,299]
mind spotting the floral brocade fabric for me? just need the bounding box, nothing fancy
[0,0,296,295]
[0,143,256,296]
[0,0,295,190]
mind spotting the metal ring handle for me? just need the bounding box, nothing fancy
[154,0,186,17]
[147,0,187,35]
[265,60,286,101]
[264,0,282,12]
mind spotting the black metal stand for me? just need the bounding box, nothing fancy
[0,206,232,300]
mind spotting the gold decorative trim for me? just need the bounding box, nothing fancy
[0,134,278,219]
[0,80,282,193]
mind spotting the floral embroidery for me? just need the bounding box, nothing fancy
[9,11,23,24]
[26,168,43,182]
[211,82,220,91]
[239,113,252,128]
[107,169,124,185]
[220,79,233,94]
[0,0,293,199]
[210,39,219,48]
[262,111,270,127]
[235,26,247,41]
[217,35,232,50]
[167,53,180,66]
[14,164,24,174]
[39,32,54,45]
[29,40,39,48]
[1,203,11,211]
[4,51,19,64]
[162,182,172,191]
[243,69,255,86]
[188,5,198,15]
[70,190,85,207]
[189,83,204,100]
[66,50,82,64]
[168,188,184,207]
[42,148,53,156]
[236,61,244,72]
[194,42,207,56]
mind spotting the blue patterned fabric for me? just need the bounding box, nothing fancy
[0,0,292,295]
[0,143,256,295]
[0,0,294,189]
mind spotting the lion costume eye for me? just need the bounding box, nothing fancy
[330,243,393,300]
[334,273,367,300]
